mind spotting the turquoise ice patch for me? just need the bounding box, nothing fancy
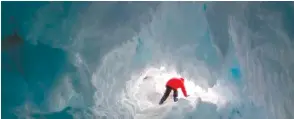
[203,4,207,11]
[230,67,241,80]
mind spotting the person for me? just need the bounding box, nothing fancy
[159,77,188,105]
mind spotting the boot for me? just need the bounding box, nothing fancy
[159,100,164,105]
[174,97,178,102]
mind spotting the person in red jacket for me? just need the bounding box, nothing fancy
[159,77,188,105]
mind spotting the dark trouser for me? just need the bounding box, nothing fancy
[159,85,178,104]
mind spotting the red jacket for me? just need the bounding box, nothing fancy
[166,77,188,97]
